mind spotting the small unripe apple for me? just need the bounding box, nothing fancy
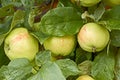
[77,23,110,52]
[76,75,94,80]
[43,36,76,56]
[102,0,120,7]
[4,27,39,61]
[80,0,101,7]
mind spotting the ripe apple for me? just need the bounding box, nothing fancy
[43,36,76,56]
[80,0,101,7]
[77,23,110,52]
[102,0,120,7]
[4,27,39,61]
[76,75,94,80]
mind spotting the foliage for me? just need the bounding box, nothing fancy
[0,0,120,80]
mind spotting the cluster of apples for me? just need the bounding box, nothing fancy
[4,0,117,61]
[4,0,120,79]
[4,22,109,61]
[4,22,108,80]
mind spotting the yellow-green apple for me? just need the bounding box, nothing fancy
[43,36,76,56]
[4,27,39,61]
[76,75,94,80]
[80,0,101,7]
[71,0,101,7]
[77,23,110,52]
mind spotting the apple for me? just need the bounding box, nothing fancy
[43,35,76,56]
[77,23,110,52]
[4,27,39,61]
[102,0,120,7]
[76,75,94,80]
[80,0,101,7]
[71,0,101,7]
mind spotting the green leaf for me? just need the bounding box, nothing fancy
[78,60,92,75]
[0,16,12,35]
[0,17,12,45]
[28,62,66,80]
[35,50,51,66]
[110,30,120,47]
[101,5,120,30]
[103,5,120,20]
[23,11,31,30]
[75,48,92,64]
[0,58,32,80]
[11,10,25,28]
[31,30,50,44]
[0,43,9,67]
[1,0,22,7]
[115,48,120,80]
[99,20,120,31]
[20,0,35,30]
[0,4,15,18]
[1,0,34,8]
[91,46,116,80]
[8,58,31,68]
[0,66,32,80]
[21,0,34,9]
[40,7,83,36]
[93,3,105,22]
[55,59,80,78]
[27,9,36,28]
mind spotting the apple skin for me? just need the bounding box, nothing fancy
[76,75,94,80]
[103,0,120,7]
[43,36,76,56]
[4,27,39,61]
[80,0,101,7]
[77,23,110,52]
